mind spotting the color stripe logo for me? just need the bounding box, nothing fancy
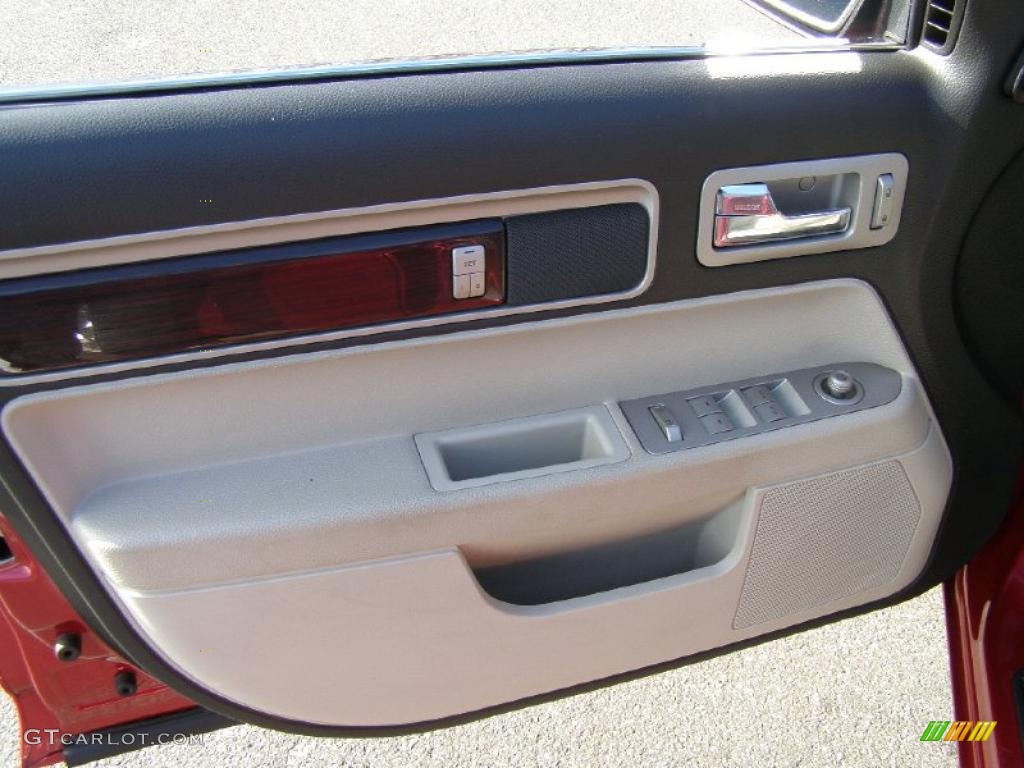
[920,721,996,742]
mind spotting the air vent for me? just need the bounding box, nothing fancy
[921,0,965,54]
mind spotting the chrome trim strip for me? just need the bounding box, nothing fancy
[0,179,659,386]
[0,42,900,106]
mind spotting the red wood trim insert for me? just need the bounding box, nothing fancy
[0,219,505,374]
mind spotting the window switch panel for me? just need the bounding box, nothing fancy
[618,363,901,455]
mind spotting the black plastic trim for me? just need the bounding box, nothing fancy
[1015,669,1024,754]
[955,145,1024,407]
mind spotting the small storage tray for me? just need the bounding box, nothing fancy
[415,405,630,491]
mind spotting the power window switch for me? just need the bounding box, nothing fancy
[453,274,472,300]
[649,404,682,443]
[452,245,486,276]
[754,401,787,423]
[742,385,774,407]
[700,412,734,435]
[688,394,723,417]
[468,272,486,298]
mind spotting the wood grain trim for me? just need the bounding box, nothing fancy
[0,220,505,374]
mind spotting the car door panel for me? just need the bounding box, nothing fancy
[2,279,953,727]
[0,279,954,727]
[0,0,1022,744]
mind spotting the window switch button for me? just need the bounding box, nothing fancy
[754,402,787,423]
[700,412,734,435]
[742,385,774,407]
[688,394,723,417]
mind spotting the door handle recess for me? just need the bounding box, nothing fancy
[713,183,851,248]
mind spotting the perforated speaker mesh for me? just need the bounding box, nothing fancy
[504,203,649,305]
[733,461,921,630]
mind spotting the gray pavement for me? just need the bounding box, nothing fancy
[0,4,955,767]
[0,0,799,89]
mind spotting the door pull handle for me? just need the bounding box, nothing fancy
[713,183,851,248]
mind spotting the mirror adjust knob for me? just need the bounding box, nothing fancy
[822,370,856,399]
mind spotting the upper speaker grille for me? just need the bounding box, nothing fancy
[733,461,921,630]
[504,203,649,306]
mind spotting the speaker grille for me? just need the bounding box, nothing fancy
[733,461,921,630]
[504,203,649,306]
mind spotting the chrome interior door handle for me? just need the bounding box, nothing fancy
[713,183,851,248]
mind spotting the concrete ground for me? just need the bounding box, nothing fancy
[0,3,956,767]
[0,0,800,89]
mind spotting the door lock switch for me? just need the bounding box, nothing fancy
[870,174,895,230]
[649,404,682,442]
[452,245,487,299]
